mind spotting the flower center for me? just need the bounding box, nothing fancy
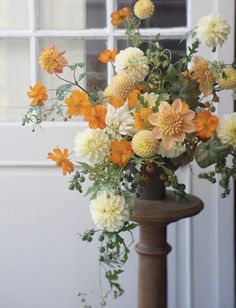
[158,111,183,136]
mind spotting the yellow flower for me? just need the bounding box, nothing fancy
[39,45,68,74]
[134,108,153,130]
[218,67,236,89]
[109,75,135,100]
[191,56,216,96]
[27,81,48,106]
[149,99,195,150]
[217,113,236,148]
[65,90,91,116]
[134,0,155,20]
[132,130,159,158]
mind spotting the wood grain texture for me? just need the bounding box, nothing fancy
[132,192,204,308]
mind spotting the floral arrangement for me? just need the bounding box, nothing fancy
[23,0,236,306]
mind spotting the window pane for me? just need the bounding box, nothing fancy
[39,39,107,90]
[0,40,30,122]
[39,0,106,30]
[0,0,28,30]
[118,0,187,28]
[117,39,186,63]
[39,39,107,121]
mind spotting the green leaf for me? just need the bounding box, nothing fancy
[77,71,102,82]
[68,62,86,70]
[56,84,72,101]
[195,134,231,168]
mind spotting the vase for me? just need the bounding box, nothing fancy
[131,166,204,308]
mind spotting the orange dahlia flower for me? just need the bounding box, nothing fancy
[111,7,132,26]
[98,49,118,63]
[39,45,68,74]
[134,108,153,130]
[109,141,133,166]
[27,81,48,106]
[65,90,91,116]
[149,99,195,150]
[84,105,107,129]
[194,111,218,141]
[48,148,74,176]
[191,56,216,96]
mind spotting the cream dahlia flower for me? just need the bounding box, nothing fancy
[149,99,195,150]
[157,142,186,158]
[105,102,136,139]
[217,113,236,148]
[134,0,155,20]
[132,130,159,158]
[142,92,159,108]
[114,47,149,82]
[90,192,130,232]
[74,128,110,163]
[196,14,230,48]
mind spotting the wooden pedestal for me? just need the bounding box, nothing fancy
[131,192,204,308]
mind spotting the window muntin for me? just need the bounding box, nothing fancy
[0,0,188,122]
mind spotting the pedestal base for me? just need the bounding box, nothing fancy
[131,192,204,308]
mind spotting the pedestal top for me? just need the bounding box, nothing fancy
[131,192,204,224]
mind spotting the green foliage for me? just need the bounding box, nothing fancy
[56,84,72,101]
[198,155,236,197]
[195,134,231,168]
[125,17,143,47]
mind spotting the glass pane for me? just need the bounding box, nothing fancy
[0,40,30,122]
[39,39,107,91]
[118,0,187,28]
[39,0,106,30]
[117,39,186,63]
[0,0,28,30]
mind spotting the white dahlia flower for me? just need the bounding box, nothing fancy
[114,47,149,82]
[90,192,130,232]
[157,142,186,158]
[74,128,110,163]
[105,102,136,139]
[217,113,236,148]
[196,14,230,48]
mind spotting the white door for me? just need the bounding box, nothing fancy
[0,1,234,308]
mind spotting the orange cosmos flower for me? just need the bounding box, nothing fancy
[27,81,48,106]
[128,89,139,109]
[134,108,153,130]
[110,96,125,108]
[149,99,195,150]
[39,44,68,74]
[65,90,91,116]
[84,105,107,129]
[191,56,216,96]
[194,111,218,141]
[108,141,133,166]
[111,7,132,26]
[98,49,118,63]
[48,148,74,176]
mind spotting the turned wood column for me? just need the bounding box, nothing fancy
[132,192,204,308]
